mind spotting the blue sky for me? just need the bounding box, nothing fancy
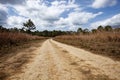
[0,0,120,31]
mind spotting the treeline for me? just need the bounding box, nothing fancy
[0,25,75,37]
[0,19,120,37]
[77,25,120,34]
[0,19,74,37]
[1,25,120,37]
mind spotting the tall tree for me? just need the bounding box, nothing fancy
[97,25,104,31]
[92,29,97,33]
[23,19,36,33]
[77,28,83,34]
[104,25,112,31]
[83,28,89,34]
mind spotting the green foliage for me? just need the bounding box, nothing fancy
[83,28,89,34]
[92,29,97,33]
[0,25,8,32]
[34,30,67,37]
[97,25,104,31]
[23,19,36,33]
[0,24,118,37]
[77,28,83,33]
[104,25,112,31]
[9,27,20,32]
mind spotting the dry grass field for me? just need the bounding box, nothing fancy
[54,31,120,60]
[0,32,45,57]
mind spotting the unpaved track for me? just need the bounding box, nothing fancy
[8,39,120,80]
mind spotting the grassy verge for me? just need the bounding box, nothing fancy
[54,32,120,61]
[0,32,46,80]
[0,40,46,80]
[0,39,45,58]
[0,32,46,57]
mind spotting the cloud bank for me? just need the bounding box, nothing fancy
[92,0,117,9]
[90,14,120,28]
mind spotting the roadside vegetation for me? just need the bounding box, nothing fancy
[0,19,120,61]
[0,19,46,58]
[54,26,120,61]
[0,31,45,56]
[0,19,46,80]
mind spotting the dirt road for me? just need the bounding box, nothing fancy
[7,39,120,80]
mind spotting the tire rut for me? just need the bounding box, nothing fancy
[51,40,114,80]
[51,39,120,80]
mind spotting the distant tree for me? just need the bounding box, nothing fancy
[104,25,112,31]
[0,25,4,32]
[0,25,4,30]
[23,19,36,33]
[42,30,49,37]
[9,27,19,32]
[92,29,97,33]
[19,27,25,33]
[83,28,89,34]
[97,25,104,31]
[0,25,8,32]
[77,28,83,34]
[33,30,40,35]
[114,28,120,32]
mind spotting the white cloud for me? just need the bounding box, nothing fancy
[8,0,80,30]
[90,13,120,28]
[1,0,104,30]
[54,11,103,30]
[67,11,102,24]
[92,0,117,8]
[0,3,8,25]
[7,16,27,28]
[0,3,8,11]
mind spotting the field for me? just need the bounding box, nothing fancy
[54,31,120,61]
[0,32,45,57]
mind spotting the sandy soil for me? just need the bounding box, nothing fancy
[3,39,120,80]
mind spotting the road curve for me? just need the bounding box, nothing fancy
[8,39,120,80]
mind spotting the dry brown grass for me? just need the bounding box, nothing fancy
[0,32,45,57]
[0,32,45,80]
[0,32,44,46]
[54,32,120,60]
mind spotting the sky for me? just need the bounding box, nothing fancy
[0,0,120,31]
